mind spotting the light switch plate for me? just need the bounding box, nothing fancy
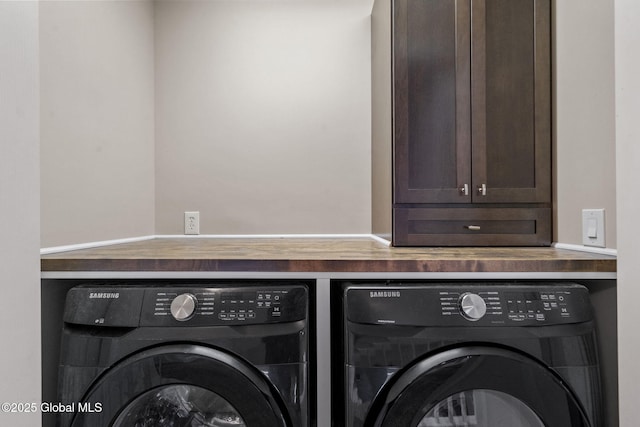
[582,209,605,247]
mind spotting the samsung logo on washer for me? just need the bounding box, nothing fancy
[369,290,401,298]
[89,292,120,299]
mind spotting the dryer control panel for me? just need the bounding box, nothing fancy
[64,285,308,327]
[346,283,592,326]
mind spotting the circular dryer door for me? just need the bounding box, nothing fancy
[366,346,592,427]
[70,344,290,427]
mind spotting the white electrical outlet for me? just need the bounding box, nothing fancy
[582,209,605,247]
[184,211,200,235]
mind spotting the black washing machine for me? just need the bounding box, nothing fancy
[333,282,602,427]
[57,281,311,427]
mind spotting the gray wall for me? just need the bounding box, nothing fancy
[40,0,155,248]
[153,0,372,235]
[38,0,372,246]
[554,0,617,248]
[615,0,640,424]
[0,2,41,425]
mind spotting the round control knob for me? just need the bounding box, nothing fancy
[170,293,197,321]
[459,292,487,321]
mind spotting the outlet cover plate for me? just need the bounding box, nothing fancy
[184,211,200,235]
[582,209,605,247]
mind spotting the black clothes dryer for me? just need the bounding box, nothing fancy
[333,282,602,427]
[57,282,311,427]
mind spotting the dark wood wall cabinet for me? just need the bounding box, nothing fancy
[372,0,552,246]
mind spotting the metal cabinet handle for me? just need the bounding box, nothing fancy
[478,184,487,196]
[466,225,481,231]
[460,184,469,196]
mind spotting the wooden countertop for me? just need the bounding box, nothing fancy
[40,237,616,273]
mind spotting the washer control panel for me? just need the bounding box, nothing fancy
[63,285,307,327]
[142,286,307,326]
[346,283,592,326]
[438,288,578,324]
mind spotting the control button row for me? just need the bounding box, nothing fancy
[219,312,257,320]
[257,293,281,301]
[540,293,566,302]
[509,313,546,321]
[222,300,256,305]
[257,301,281,308]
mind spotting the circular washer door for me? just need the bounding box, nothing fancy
[365,346,592,427]
[70,344,290,427]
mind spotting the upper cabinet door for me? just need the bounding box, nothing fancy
[394,0,472,204]
[471,0,551,203]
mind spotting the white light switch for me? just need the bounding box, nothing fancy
[582,209,605,247]
[587,218,597,238]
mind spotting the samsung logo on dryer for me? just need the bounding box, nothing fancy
[89,292,120,299]
[369,290,401,298]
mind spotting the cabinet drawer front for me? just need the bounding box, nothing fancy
[393,207,551,246]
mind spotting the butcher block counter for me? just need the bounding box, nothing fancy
[40,236,616,274]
